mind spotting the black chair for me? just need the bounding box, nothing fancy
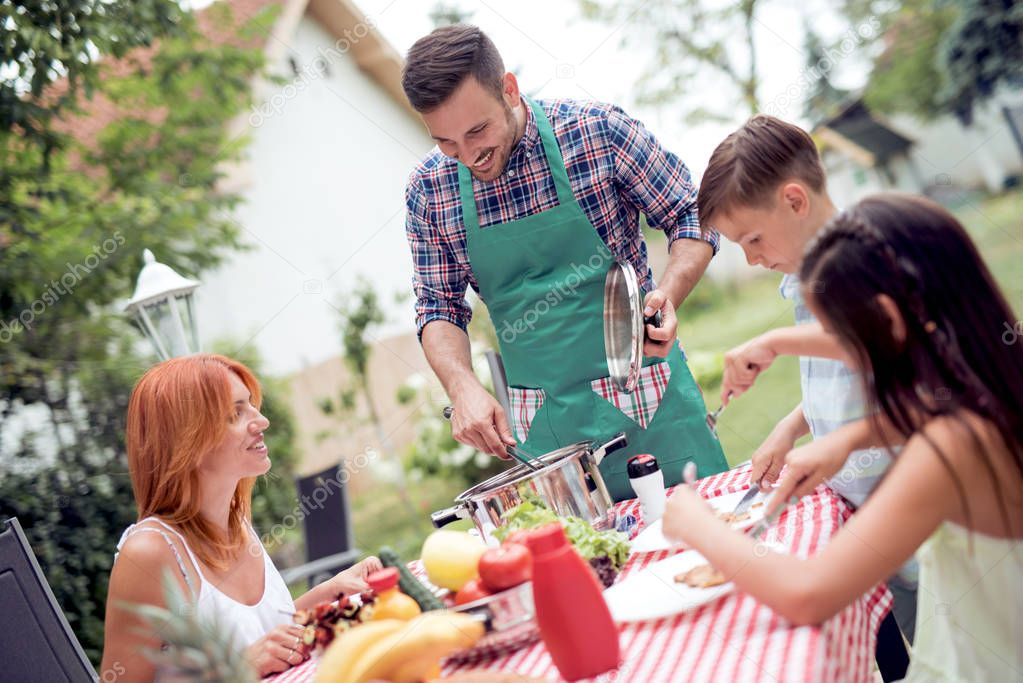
[278,463,361,590]
[0,517,98,682]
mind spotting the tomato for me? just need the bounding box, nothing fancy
[501,530,534,547]
[478,542,532,592]
[454,577,493,605]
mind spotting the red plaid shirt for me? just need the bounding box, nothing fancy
[405,98,718,337]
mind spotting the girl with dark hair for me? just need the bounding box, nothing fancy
[663,193,1023,680]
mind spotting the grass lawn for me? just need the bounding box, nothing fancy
[346,189,1023,560]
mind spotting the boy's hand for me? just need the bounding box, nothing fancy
[749,421,798,491]
[766,435,855,516]
[720,334,777,405]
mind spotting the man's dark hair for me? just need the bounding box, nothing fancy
[401,24,505,113]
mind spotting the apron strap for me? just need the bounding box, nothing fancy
[457,163,480,232]
[457,98,576,233]
[527,98,575,208]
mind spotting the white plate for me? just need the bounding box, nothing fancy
[630,488,767,554]
[603,549,734,622]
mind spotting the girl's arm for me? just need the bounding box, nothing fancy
[663,423,959,624]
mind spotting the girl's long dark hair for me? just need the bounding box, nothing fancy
[800,193,1023,531]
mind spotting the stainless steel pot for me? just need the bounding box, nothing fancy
[430,433,628,545]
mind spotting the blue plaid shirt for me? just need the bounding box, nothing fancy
[405,98,717,338]
[781,274,894,507]
[782,274,918,585]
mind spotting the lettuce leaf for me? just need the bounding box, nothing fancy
[494,494,630,570]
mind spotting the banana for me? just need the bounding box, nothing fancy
[346,611,485,683]
[313,619,406,683]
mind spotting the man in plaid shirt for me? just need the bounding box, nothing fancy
[400,25,727,496]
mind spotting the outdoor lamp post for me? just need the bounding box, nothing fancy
[125,249,201,359]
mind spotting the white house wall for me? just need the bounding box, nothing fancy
[196,13,433,375]
[891,90,1023,193]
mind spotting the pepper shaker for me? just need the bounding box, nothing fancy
[627,454,666,523]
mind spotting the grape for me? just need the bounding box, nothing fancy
[588,556,619,589]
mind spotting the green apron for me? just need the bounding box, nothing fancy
[458,98,727,501]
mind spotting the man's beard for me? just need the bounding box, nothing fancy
[468,104,519,182]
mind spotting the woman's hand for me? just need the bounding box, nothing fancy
[245,623,309,677]
[327,556,383,597]
[662,484,717,546]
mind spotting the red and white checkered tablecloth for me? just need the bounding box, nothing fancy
[267,463,892,683]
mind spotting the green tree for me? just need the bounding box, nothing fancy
[936,0,1023,125]
[801,24,850,123]
[428,1,473,28]
[862,0,958,120]
[0,2,295,666]
[580,0,763,122]
[322,276,416,515]
[0,0,188,165]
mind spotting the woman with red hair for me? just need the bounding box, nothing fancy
[101,354,380,680]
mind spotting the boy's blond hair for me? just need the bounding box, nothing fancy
[698,114,826,228]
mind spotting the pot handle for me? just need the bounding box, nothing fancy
[593,432,629,465]
[431,505,466,528]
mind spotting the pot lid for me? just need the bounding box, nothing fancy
[603,261,644,393]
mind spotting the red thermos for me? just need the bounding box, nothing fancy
[526,523,621,680]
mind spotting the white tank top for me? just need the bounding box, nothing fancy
[115,516,296,652]
[904,522,1023,682]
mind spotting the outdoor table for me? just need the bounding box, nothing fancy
[268,462,892,682]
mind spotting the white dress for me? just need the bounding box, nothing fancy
[115,517,296,653]
[903,522,1023,682]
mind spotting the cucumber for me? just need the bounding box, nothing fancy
[378,546,445,612]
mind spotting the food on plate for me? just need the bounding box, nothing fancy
[420,530,486,592]
[294,591,379,648]
[379,546,445,612]
[453,577,493,605]
[478,542,532,591]
[717,510,751,524]
[674,564,728,589]
[751,502,764,509]
[314,611,485,683]
[492,494,630,588]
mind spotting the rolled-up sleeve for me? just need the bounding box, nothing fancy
[604,106,719,254]
[406,174,473,340]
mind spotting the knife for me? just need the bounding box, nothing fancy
[744,494,797,539]
[729,479,762,517]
